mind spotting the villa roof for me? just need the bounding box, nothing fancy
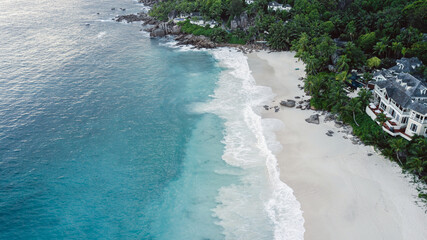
[409,102,427,114]
[373,69,394,79]
[389,57,422,73]
[375,73,427,114]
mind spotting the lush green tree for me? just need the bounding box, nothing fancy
[391,41,403,58]
[373,37,390,57]
[344,42,366,69]
[358,32,377,52]
[367,57,381,69]
[389,138,409,166]
[403,0,427,32]
[375,113,389,126]
[357,88,372,109]
[345,98,363,126]
[344,20,356,41]
[268,21,288,50]
[320,20,335,34]
[229,0,244,17]
[336,55,350,72]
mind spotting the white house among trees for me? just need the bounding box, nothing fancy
[366,58,427,140]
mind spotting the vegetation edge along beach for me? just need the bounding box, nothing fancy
[123,0,427,204]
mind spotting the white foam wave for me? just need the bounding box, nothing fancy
[195,48,305,240]
[94,19,115,23]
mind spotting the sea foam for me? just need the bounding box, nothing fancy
[194,48,305,240]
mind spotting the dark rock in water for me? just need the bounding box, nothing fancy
[85,23,90,26]
[115,13,151,23]
[151,29,166,37]
[295,96,300,99]
[275,108,279,112]
[97,13,100,15]
[111,7,116,10]
[305,114,320,124]
[263,105,269,110]
[367,153,373,156]
[120,8,126,11]
[296,105,302,109]
[280,99,296,108]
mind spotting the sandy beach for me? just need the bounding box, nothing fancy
[247,51,427,240]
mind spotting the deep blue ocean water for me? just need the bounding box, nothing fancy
[0,0,305,239]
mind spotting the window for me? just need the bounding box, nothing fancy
[390,109,396,118]
[425,128,427,135]
[410,123,418,132]
[401,117,408,124]
[380,102,386,110]
[396,115,400,121]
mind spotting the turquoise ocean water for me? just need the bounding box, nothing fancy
[0,0,304,239]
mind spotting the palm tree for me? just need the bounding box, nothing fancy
[357,88,372,108]
[406,157,427,175]
[374,37,391,57]
[336,55,350,72]
[346,98,363,126]
[389,138,408,166]
[391,42,403,58]
[304,75,324,98]
[335,71,349,83]
[305,55,319,75]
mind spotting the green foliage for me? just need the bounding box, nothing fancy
[267,21,288,50]
[403,0,427,32]
[358,32,377,52]
[229,0,244,17]
[367,56,381,69]
[407,41,427,64]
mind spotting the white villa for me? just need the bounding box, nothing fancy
[366,59,427,140]
[245,0,254,4]
[268,2,292,11]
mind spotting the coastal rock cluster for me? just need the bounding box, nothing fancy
[115,13,219,49]
[175,34,217,48]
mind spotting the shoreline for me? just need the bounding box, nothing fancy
[247,51,427,240]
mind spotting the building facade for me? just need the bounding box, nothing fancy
[366,60,427,140]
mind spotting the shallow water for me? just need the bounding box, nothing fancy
[0,0,303,239]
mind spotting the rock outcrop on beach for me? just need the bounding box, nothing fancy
[305,114,320,124]
[280,99,296,108]
[175,34,216,48]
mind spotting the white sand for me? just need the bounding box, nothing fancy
[247,51,427,240]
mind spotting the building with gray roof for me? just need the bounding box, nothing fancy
[366,59,427,140]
